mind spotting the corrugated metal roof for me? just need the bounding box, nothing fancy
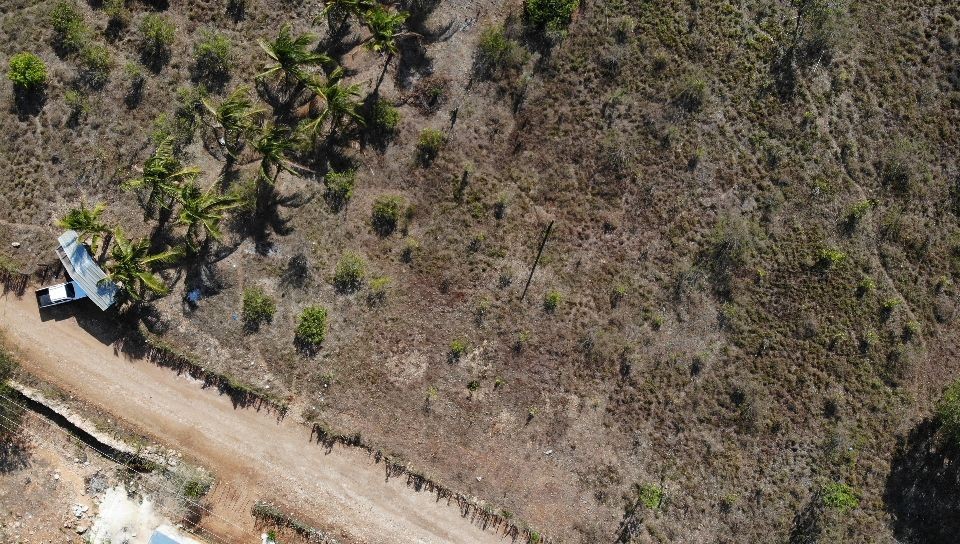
[56,230,118,310]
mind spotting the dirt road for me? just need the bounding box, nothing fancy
[0,293,507,544]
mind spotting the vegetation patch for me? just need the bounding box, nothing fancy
[296,306,329,348]
[242,287,276,330]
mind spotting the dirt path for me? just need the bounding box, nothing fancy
[0,293,507,544]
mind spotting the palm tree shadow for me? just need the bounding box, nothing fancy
[884,418,960,544]
[394,38,433,90]
[245,188,314,256]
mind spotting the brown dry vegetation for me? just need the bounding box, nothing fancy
[3,0,960,542]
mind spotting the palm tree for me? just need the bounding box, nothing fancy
[202,85,265,160]
[251,124,298,185]
[175,182,242,251]
[124,138,201,217]
[257,25,332,84]
[320,0,376,19]
[362,6,410,55]
[250,124,300,216]
[302,67,364,139]
[106,229,183,301]
[58,201,110,253]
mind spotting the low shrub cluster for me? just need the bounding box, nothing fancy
[524,0,579,33]
[371,195,405,236]
[242,287,276,328]
[325,170,356,211]
[296,306,329,347]
[333,252,366,292]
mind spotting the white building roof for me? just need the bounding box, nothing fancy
[56,230,118,310]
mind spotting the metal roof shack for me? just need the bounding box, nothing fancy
[56,230,118,310]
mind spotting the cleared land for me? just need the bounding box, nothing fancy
[0,292,504,544]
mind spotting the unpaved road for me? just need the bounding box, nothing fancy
[0,293,507,544]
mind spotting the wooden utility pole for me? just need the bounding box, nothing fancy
[519,221,554,302]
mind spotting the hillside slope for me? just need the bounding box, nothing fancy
[2,0,960,542]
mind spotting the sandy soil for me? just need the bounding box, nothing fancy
[0,293,509,544]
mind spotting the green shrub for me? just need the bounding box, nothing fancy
[371,195,405,236]
[7,53,47,90]
[50,1,89,54]
[124,61,146,104]
[64,89,88,120]
[295,306,329,346]
[543,290,562,312]
[607,284,627,308]
[904,320,921,339]
[370,99,400,134]
[880,141,921,194]
[524,0,579,32]
[332,252,366,292]
[821,482,859,512]
[139,13,175,63]
[192,30,232,85]
[513,330,530,352]
[242,287,276,327]
[475,25,526,78]
[818,247,847,267]
[857,276,876,296]
[637,483,664,510]
[367,276,391,306]
[78,43,113,88]
[467,379,481,392]
[416,128,446,165]
[449,339,469,360]
[102,0,130,29]
[183,476,211,499]
[846,199,874,225]
[674,76,707,112]
[937,379,960,446]
[401,236,420,263]
[325,170,356,211]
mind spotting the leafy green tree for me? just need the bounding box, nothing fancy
[124,137,201,216]
[106,230,183,301]
[175,182,241,250]
[202,85,264,159]
[58,201,110,252]
[257,25,331,84]
[7,53,48,91]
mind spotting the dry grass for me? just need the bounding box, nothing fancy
[2,0,960,541]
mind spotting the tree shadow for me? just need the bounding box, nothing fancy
[884,418,960,544]
[394,38,433,90]
[10,89,46,119]
[243,188,312,256]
